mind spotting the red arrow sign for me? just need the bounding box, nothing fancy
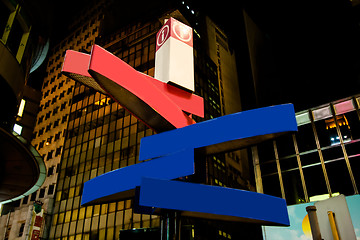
[62,45,203,132]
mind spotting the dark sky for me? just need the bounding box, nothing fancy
[27,0,360,111]
[205,0,360,111]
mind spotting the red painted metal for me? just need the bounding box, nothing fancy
[62,50,106,94]
[61,45,203,132]
[156,17,193,51]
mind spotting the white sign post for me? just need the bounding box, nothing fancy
[155,17,194,92]
[315,194,356,240]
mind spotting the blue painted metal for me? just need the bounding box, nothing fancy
[81,104,297,226]
[139,178,290,226]
[81,149,194,205]
[139,104,297,161]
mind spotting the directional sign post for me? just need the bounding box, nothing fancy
[62,18,296,240]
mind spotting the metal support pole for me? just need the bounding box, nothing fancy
[309,110,333,197]
[306,206,322,240]
[251,146,263,193]
[292,134,309,202]
[330,103,359,194]
[327,211,340,240]
[273,140,286,200]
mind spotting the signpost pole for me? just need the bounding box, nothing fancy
[306,206,322,240]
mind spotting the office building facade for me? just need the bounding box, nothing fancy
[48,6,253,238]
[1,2,253,239]
[241,2,360,238]
[253,96,360,203]
[253,95,360,239]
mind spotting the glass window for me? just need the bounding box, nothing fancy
[349,155,360,192]
[39,188,45,198]
[58,212,64,224]
[340,111,360,141]
[262,174,282,198]
[117,201,124,211]
[325,159,354,196]
[300,151,321,167]
[322,146,343,162]
[279,157,298,172]
[314,117,339,147]
[65,210,71,223]
[295,124,317,152]
[302,164,329,199]
[85,206,93,218]
[0,2,10,35]
[7,18,23,55]
[257,140,275,163]
[282,170,306,205]
[79,207,85,220]
[109,203,116,213]
[71,209,78,221]
[334,100,355,115]
[107,227,114,240]
[345,140,360,157]
[276,135,295,158]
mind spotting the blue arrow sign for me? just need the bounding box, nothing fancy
[81,104,297,226]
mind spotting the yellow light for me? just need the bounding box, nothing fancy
[309,192,340,202]
[17,99,26,117]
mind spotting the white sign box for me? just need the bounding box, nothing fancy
[155,17,194,92]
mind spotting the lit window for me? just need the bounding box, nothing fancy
[13,124,22,135]
[17,99,26,117]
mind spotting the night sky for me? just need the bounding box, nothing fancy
[206,0,360,111]
[27,0,360,111]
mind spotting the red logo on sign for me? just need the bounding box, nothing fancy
[173,23,192,43]
[156,18,193,51]
[156,25,169,49]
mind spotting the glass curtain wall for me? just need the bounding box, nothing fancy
[50,20,162,240]
[50,16,231,239]
[255,96,360,205]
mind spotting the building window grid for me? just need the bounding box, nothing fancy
[256,97,360,205]
[52,95,157,238]
[49,18,240,239]
[51,28,161,236]
[39,15,101,239]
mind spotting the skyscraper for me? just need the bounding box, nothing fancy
[48,4,254,238]
[1,1,255,239]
